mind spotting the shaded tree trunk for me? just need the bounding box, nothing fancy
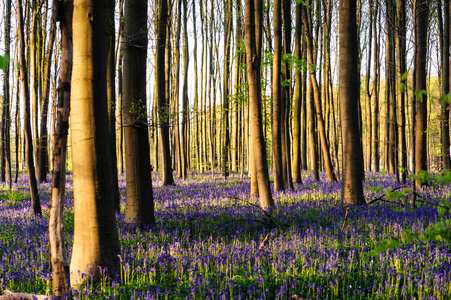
[339,0,365,206]
[123,0,155,226]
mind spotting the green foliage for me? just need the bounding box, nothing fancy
[0,189,30,208]
[438,92,451,106]
[0,53,10,71]
[371,171,451,256]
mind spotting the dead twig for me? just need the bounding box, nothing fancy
[229,196,279,228]
[258,233,270,252]
[341,207,349,234]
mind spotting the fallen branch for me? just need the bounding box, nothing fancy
[229,196,279,228]
[367,183,411,205]
[292,295,306,300]
[1,290,52,300]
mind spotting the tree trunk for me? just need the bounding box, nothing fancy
[157,0,174,185]
[292,1,302,184]
[48,0,72,295]
[442,0,451,169]
[272,0,284,191]
[414,0,430,181]
[1,0,12,187]
[245,0,273,209]
[17,0,41,215]
[303,5,337,182]
[123,0,155,226]
[107,0,120,212]
[70,0,120,285]
[339,0,365,206]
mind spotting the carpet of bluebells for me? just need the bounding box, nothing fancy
[0,171,450,299]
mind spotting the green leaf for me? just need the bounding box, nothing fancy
[438,206,446,217]
[0,54,10,71]
[401,72,408,81]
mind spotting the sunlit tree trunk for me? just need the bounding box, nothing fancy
[292,1,302,184]
[245,0,273,208]
[372,0,380,172]
[340,0,365,206]
[49,0,72,295]
[303,5,337,182]
[441,0,451,169]
[282,0,294,189]
[414,0,430,180]
[272,0,284,191]
[181,0,189,179]
[1,0,12,186]
[107,0,120,211]
[157,0,174,185]
[397,0,408,181]
[70,0,120,285]
[17,0,41,215]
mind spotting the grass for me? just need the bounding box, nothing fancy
[0,171,450,299]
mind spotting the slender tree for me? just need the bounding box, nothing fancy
[339,0,365,205]
[245,0,273,208]
[1,0,12,186]
[157,0,174,185]
[414,0,430,181]
[272,0,284,191]
[441,0,451,169]
[49,0,73,294]
[292,1,303,184]
[17,0,42,215]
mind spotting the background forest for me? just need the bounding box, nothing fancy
[0,0,451,298]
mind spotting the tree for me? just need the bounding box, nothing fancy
[245,0,273,209]
[1,0,12,186]
[272,0,284,191]
[17,0,41,215]
[441,0,451,170]
[107,0,120,211]
[303,4,337,182]
[48,0,72,295]
[123,0,156,226]
[292,1,303,184]
[156,0,175,185]
[70,0,120,285]
[339,0,365,205]
[414,0,430,181]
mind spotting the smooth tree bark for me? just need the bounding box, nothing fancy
[272,0,284,191]
[282,0,294,189]
[107,0,120,211]
[441,0,451,169]
[48,0,73,295]
[70,0,120,285]
[156,0,174,185]
[37,5,56,183]
[1,0,12,186]
[371,0,380,172]
[17,0,42,215]
[397,0,408,181]
[414,0,430,181]
[245,0,273,209]
[339,0,365,205]
[181,0,190,179]
[292,1,302,184]
[123,0,156,226]
[303,5,337,182]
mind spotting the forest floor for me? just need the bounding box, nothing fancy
[0,171,450,299]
